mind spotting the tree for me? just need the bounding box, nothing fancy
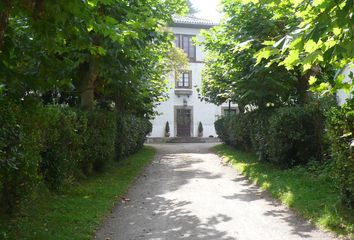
[186,0,199,15]
[0,0,188,117]
[250,0,353,96]
[200,1,299,109]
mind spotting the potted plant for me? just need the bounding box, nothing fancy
[165,121,170,137]
[198,122,203,137]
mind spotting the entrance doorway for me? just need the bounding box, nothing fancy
[176,108,192,137]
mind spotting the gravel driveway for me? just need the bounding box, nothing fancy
[95,143,335,240]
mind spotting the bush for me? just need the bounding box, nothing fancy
[84,110,116,173]
[0,100,151,212]
[215,117,228,143]
[198,122,203,136]
[327,102,354,208]
[116,114,152,159]
[248,109,274,162]
[215,115,252,151]
[216,103,326,168]
[0,100,42,211]
[40,107,85,191]
[267,104,325,168]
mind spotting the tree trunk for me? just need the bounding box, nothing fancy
[79,55,99,110]
[0,0,11,50]
[297,74,310,105]
[238,103,245,114]
[296,66,321,105]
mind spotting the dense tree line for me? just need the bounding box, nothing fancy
[0,0,189,214]
[201,0,353,208]
[0,0,187,115]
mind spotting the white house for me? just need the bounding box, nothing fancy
[149,16,237,139]
[337,66,353,105]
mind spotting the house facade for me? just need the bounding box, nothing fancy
[337,66,353,105]
[149,16,238,138]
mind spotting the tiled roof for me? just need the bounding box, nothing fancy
[172,15,217,28]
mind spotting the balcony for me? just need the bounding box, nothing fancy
[174,88,193,97]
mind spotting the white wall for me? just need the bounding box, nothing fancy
[337,66,353,105]
[149,26,236,138]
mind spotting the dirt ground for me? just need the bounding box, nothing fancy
[95,143,335,240]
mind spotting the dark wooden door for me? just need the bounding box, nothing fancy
[176,109,191,137]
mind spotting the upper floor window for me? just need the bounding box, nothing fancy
[223,107,237,116]
[176,71,192,88]
[174,34,196,62]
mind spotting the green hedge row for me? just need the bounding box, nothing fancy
[215,101,354,208]
[215,103,326,168]
[326,102,354,208]
[0,100,151,212]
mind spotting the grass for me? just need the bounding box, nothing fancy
[214,144,354,239]
[0,146,156,240]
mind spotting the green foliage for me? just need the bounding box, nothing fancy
[248,0,354,95]
[267,104,325,168]
[216,103,327,168]
[0,99,41,212]
[327,102,354,208]
[248,109,274,162]
[0,147,156,240]
[0,101,151,212]
[215,144,354,237]
[165,121,170,134]
[186,0,199,14]
[215,114,252,150]
[200,1,298,108]
[198,122,203,134]
[40,107,85,191]
[84,110,117,173]
[116,114,152,159]
[0,0,187,116]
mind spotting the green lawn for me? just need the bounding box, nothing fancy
[214,144,354,238]
[0,146,156,240]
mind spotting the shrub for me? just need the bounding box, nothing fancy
[0,100,152,212]
[115,114,152,159]
[215,114,252,151]
[216,102,328,168]
[230,114,252,150]
[215,117,228,143]
[84,110,116,173]
[198,122,203,137]
[0,100,42,211]
[327,102,354,208]
[40,107,85,191]
[267,104,325,168]
[248,109,274,162]
[165,121,170,137]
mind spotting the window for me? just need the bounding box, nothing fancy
[174,34,196,61]
[176,71,192,88]
[223,108,237,116]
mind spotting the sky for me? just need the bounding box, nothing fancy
[191,0,222,22]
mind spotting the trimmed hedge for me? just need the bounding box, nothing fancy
[215,114,252,150]
[85,110,117,173]
[216,101,354,207]
[0,100,151,212]
[327,102,354,208]
[40,107,86,191]
[0,101,42,211]
[267,104,325,168]
[216,104,326,167]
[116,114,152,158]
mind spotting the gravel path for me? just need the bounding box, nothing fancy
[95,143,336,240]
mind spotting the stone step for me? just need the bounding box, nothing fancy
[166,137,206,143]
